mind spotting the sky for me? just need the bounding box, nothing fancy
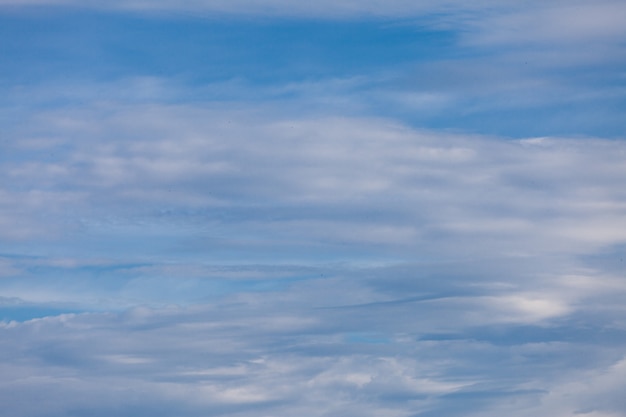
[1,1,625,416]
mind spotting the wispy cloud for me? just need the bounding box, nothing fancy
[0,0,506,17]
[1,1,625,416]
[1,262,625,416]
[4,102,626,255]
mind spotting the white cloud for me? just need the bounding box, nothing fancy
[1,285,624,416]
[1,2,624,415]
[467,355,626,417]
[3,102,626,258]
[465,1,626,46]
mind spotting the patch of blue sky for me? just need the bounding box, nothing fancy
[0,305,84,322]
[3,8,623,137]
[0,10,454,84]
[1,248,334,316]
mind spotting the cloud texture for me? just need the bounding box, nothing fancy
[1,1,625,416]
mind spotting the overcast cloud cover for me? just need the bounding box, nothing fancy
[1,1,626,416]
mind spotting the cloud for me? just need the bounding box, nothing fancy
[1,0,624,40]
[0,0,502,17]
[2,5,623,138]
[0,258,22,277]
[2,99,624,364]
[1,266,625,416]
[1,3,624,415]
[463,1,626,46]
[4,102,625,258]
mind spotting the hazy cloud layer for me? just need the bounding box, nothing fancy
[1,266,626,417]
[3,103,626,257]
[1,1,625,416]
[2,101,626,415]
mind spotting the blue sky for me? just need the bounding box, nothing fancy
[1,1,626,416]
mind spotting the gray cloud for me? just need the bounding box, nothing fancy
[1,262,625,416]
